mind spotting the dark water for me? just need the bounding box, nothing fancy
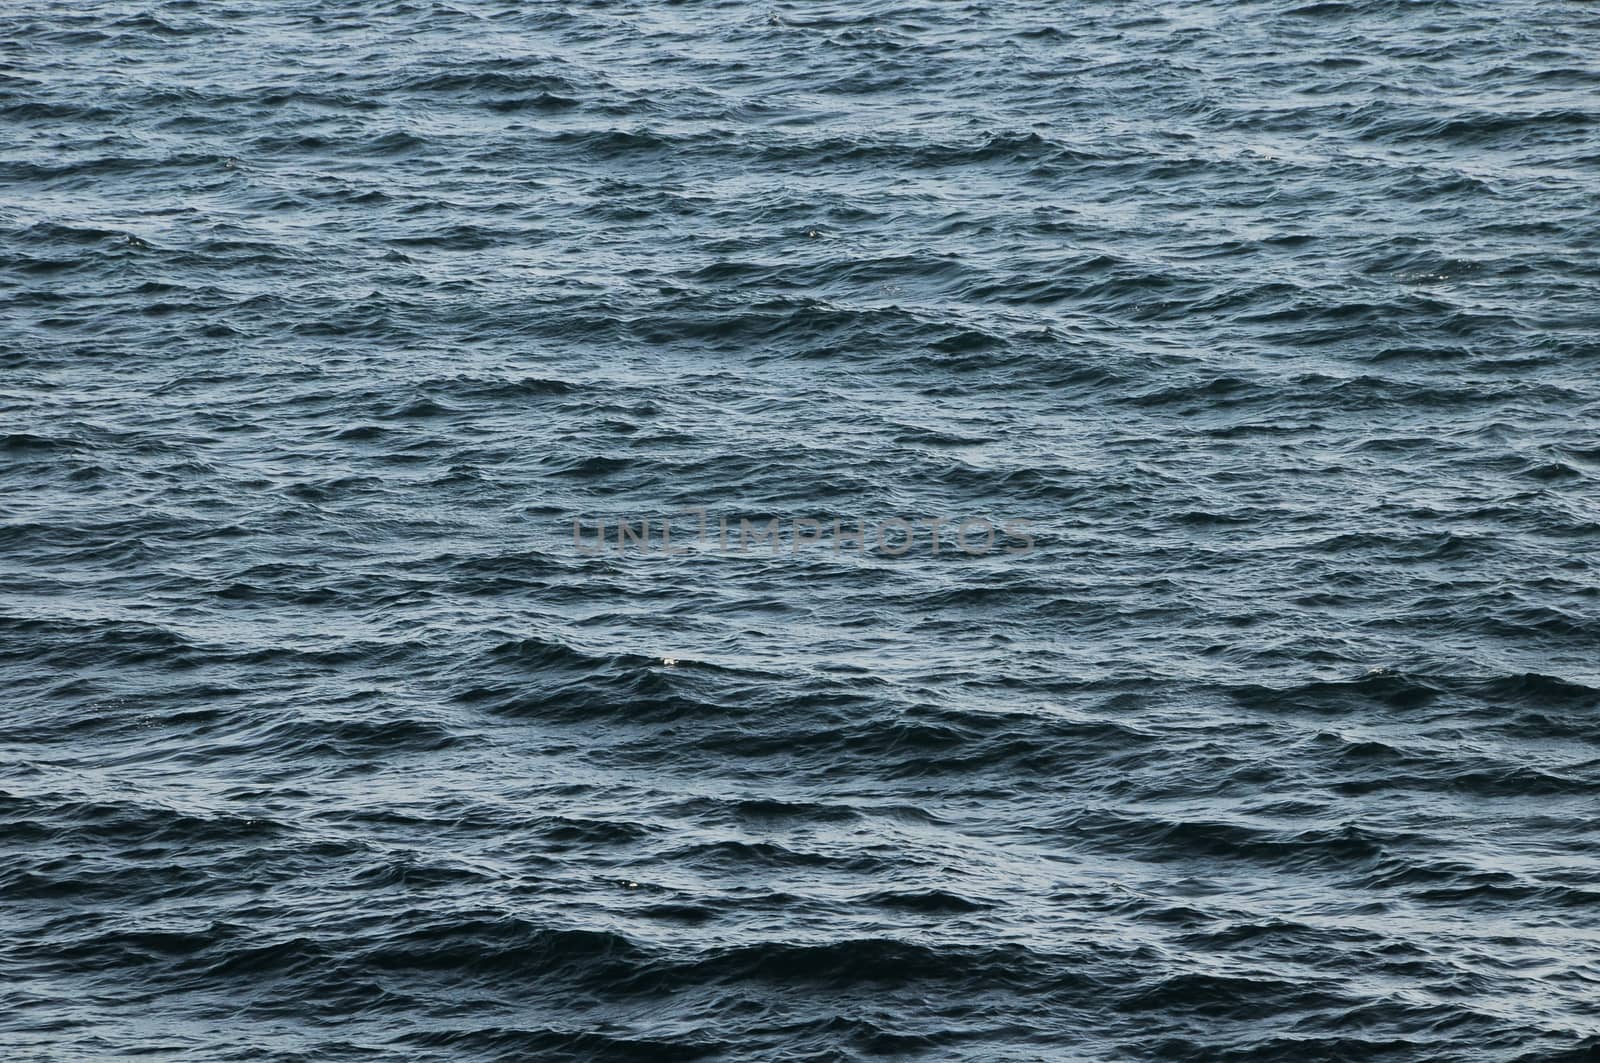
[4,1,1600,1059]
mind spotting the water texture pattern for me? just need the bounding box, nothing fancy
[3,1,1599,1059]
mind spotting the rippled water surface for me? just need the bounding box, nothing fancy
[4,1,1600,1059]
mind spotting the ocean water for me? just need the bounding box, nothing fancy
[3,1,1599,1059]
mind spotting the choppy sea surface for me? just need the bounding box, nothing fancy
[4,1,1600,1059]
